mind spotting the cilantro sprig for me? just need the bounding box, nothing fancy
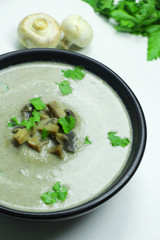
[8,117,20,127]
[56,80,72,95]
[58,115,76,134]
[52,182,68,202]
[30,97,46,110]
[41,191,58,205]
[108,132,130,147]
[41,128,49,140]
[22,109,41,130]
[84,136,92,145]
[82,0,160,61]
[62,66,85,80]
[41,182,68,205]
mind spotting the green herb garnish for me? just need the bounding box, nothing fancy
[41,191,58,205]
[62,66,85,80]
[52,181,68,202]
[82,0,160,61]
[30,97,46,110]
[31,109,41,122]
[56,80,72,95]
[84,136,92,145]
[41,182,68,205]
[8,117,20,127]
[8,110,41,130]
[23,120,35,130]
[108,132,130,147]
[58,115,76,134]
[41,128,49,140]
[20,110,41,130]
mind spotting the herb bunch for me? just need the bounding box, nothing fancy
[83,0,160,61]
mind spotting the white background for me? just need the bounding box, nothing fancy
[0,0,160,239]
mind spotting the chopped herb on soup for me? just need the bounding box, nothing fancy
[108,132,130,147]
[8,109,41,130]
[84,136,92,145]
[62,66,85,80]
[58,115,76,134]
[41,182,68,205]
[30,97,46,111]
[56,80,72,95]
[8,117,20,127]
[41,128,49,140]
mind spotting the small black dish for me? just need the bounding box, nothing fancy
[0,49,147,221]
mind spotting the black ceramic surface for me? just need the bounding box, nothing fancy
[0,49,147,221]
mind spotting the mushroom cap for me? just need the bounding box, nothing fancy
[61,15,93,48]
[17,13,61,48]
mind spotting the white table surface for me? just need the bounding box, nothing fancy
[0,1,160,239]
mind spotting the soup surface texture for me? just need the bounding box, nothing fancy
[0,62,132,212]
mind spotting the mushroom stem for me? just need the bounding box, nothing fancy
[32,18,48,31]
[61,36,73,50]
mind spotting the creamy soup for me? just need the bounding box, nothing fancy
[0,62,132,212]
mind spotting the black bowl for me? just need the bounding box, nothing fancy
[0,49,146,221]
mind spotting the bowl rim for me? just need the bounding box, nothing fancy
[0,49,147,221]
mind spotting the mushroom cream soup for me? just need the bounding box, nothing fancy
[0,62,132,212]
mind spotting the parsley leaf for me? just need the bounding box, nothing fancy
[21,110,41,130]
[41,182,68,205]
[30,97,46,110]
[58,115,76,134]
[8,117,20,127]
[108,132,130,147]
[41,128,49,140]
[52,181,68,202]
[41,191,58,205]
[31,109,41,122]
[23,120,35,130]
[56,80,72,95]
[62,66,85,80]
[84,136,92,144]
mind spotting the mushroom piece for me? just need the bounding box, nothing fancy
[12,125,25,134]
[21,103,34,120]
[40,110,50,120]
[55,131,76,152]
[48,145,64,159]
[65,109,76,119]
[14,128,30,145]
[37,118,59,134]
[61,15,93,50]
[47,101,66,118]
[28,136,49,152]
[17,13,61,48]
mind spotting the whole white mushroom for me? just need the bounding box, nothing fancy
[17,13,61,48]
[61,15,93,50]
